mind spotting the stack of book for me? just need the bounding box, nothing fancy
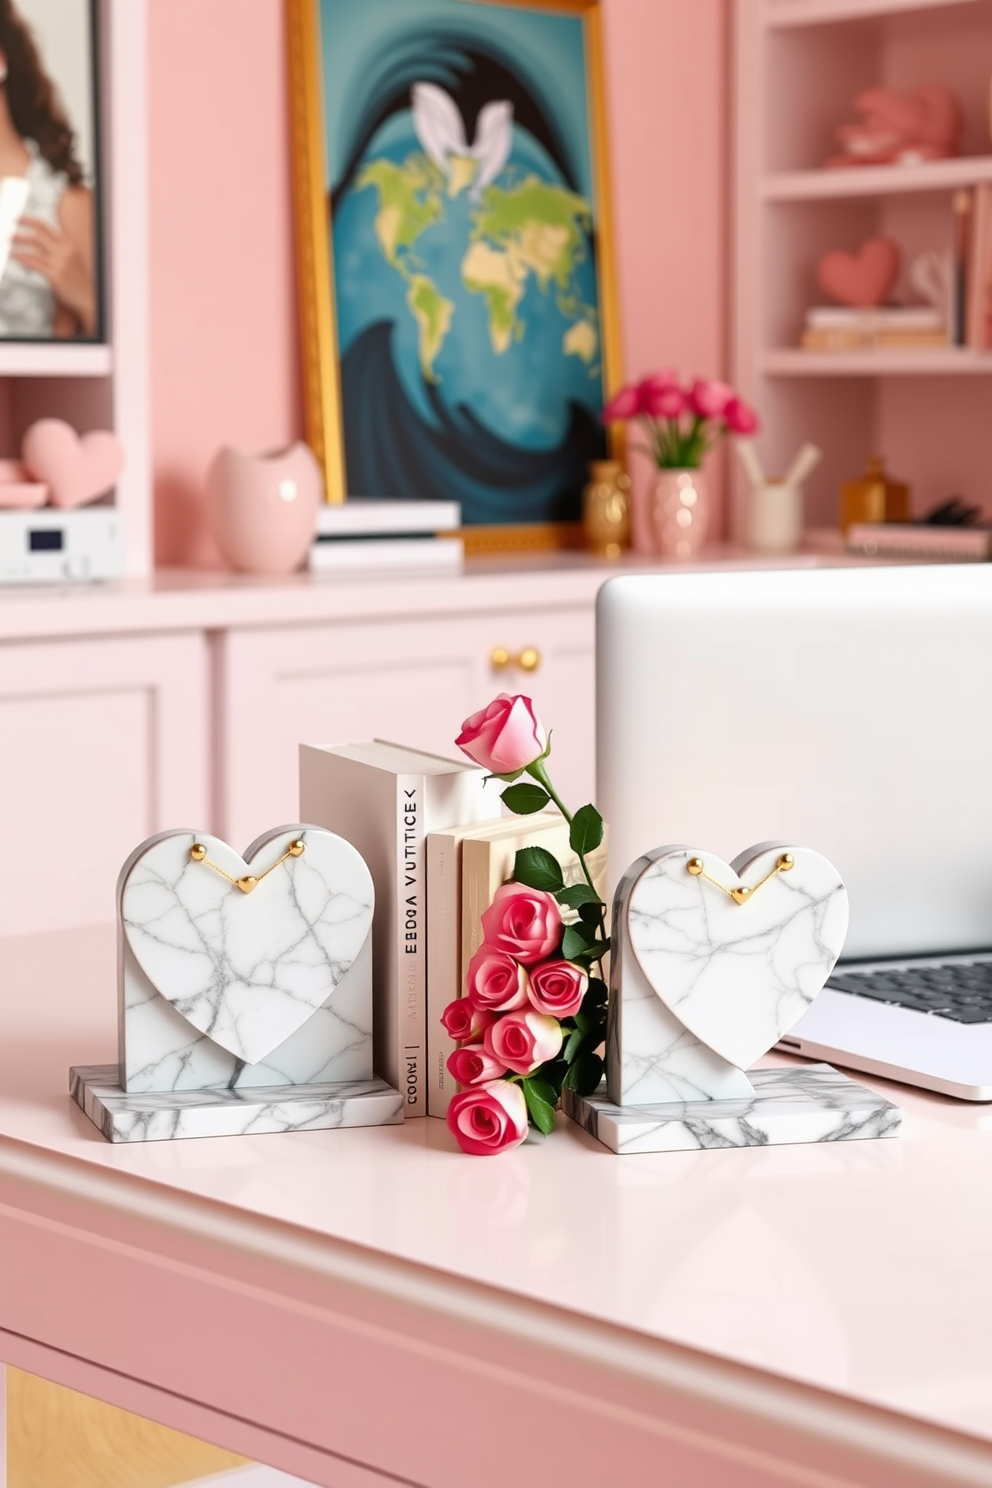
[309,499,463,574]
[801,306,948,352]
[299,740,608,1120]
[846,522,992,562]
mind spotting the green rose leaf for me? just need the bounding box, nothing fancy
[572,1051,605,1097]
[578,900,605,926]
[556,883,602,911]
[585,977,608,1005]
[569,803,605,856]
[501,782,551,815]
[561,922,599,960]
[563,1026,584,1063]
[513,847,564,893]
[522,1078,557,1136]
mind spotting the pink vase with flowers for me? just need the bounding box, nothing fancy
[603,373,759,559]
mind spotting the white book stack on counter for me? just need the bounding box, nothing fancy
[309,499,463,574]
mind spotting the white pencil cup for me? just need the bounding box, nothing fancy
[744,480,803,554]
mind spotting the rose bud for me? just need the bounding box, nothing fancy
[455,693,547,775]
[440,998,495,1044]
[480,882,562,966]
[527,959,587,1019]
[447,1046,508,1088]
[466,945,529,1012]
[447,1080,528,1156]
[688,378,733,420]
[724,395,760,435]
[484,1009,563,1077]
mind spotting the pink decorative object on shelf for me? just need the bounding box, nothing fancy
[22,419,125,509]
[602,372,759,559]
[0,459,47,509]
[205,442,322,575]
[826,85,962,168]
[817,236,901,308]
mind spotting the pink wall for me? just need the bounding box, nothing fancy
[148,0,729,566]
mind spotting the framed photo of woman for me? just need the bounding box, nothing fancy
[288,0,621,550]
[0,0,102,342]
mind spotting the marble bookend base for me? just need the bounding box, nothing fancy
[563,1064,901,1155]
[70,1064,403,1143]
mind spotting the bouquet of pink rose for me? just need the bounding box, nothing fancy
[441,693,609,1156]
[603,371,759,469]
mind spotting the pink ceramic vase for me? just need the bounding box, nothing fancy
[649,467,709,560]
[206,443,322,574]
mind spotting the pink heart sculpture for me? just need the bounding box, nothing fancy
[817,237,901,309]
[22,419,124,510]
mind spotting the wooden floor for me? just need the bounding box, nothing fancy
[6,1366,249,1488]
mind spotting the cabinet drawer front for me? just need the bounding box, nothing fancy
[0,634,209,935]
[218,607,595,848]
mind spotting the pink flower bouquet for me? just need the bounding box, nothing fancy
[446,693,609,1156]
[603,371,759,469]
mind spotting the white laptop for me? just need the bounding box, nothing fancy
[597,564,992,1100]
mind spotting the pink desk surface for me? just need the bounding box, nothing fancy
[2,926,991,1488]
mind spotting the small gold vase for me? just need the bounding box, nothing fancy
[582,460,631,558]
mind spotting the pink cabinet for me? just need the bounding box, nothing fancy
[0,632,209,935]
[216,604,595,849]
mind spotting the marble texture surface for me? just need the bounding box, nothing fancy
[608,842,849,1106]
[119,825,374,1093]
[566,1064,901,1154]
[71,1064,403,1143]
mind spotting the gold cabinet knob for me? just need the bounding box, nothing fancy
[490,646,541,674]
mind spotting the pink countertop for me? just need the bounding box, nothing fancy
[1,925,990,1451]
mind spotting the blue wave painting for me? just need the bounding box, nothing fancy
[319,0,609,525]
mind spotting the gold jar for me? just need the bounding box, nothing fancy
[582,460,631,558]
[840,456,910,533]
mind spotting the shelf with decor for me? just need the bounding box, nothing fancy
[764,156,992,201]
[0,0,149,577]
[734,0,992,534]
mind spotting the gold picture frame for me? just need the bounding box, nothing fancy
[286,0,622,553]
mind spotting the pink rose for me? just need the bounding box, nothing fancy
[528,959,587,1018]
[447,1045,508,1087]
[484,1009,563,1076]
[724,396,760,435]
[467,945,529,1011]
[456,693,547,775]
[601,383,645,422]
[447,1079,528,1156]
[480,882,562,965]
[643,381,686,420]
[440,998,495,1044]
[688,378,733,420]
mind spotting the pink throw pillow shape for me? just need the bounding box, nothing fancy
[22,418,124,509]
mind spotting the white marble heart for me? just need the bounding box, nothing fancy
[626,842,849,1070]
[120,825,374,1066]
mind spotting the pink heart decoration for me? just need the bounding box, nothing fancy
[22,419,124,510]
[817,237,901,309]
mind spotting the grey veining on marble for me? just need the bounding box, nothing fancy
[608,842,849,1106]
[71,1064,403,1143]
[566,1065,901,1154]
[118,825,375,1091]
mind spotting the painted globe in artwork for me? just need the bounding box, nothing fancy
[326,4,610,526]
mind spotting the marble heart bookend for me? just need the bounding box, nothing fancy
[72,823,404,1141]
[566,840,898,1154]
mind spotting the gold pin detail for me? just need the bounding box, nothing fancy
[189,838,306,893]
[687,852,794,906]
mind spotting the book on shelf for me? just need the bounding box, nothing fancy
[846,522,992,562]
[965,183,992,350]
[299,739,498,1117]
[801,306,948,351]
[310,499,464,575]
[424,812,609,1119]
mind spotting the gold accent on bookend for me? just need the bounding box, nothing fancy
[6,1366,249,1488]
[285,0,623,553]
[190,838,306,894]
[491,646,542,673]
[687,853,795,905]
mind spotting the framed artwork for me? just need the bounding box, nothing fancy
[0,0,103,343]
[288,0,621,550]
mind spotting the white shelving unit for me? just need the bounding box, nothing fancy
[0,0,149,576]
[734,0,992,532]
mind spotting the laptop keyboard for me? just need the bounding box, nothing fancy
[828,963,992,1024]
